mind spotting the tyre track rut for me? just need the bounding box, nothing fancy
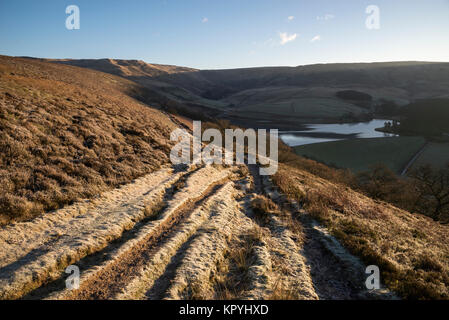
[1,164,394,300]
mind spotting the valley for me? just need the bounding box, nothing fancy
[2,0,449,306]
[1,55,449,300]
[42,57,449,173]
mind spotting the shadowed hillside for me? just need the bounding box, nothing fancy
[158,62,449,123]
[158,61,449,101]
[48,59,449,127]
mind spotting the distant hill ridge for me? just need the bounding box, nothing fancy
[24,56,449,125]
[46,58,197,78]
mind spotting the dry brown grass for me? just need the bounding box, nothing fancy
[250,195,279,223]
[49,58,196,78]
[0,56,177,225]
[209,226,268,300]
[268,277,301,300]
[273,164,449,299]
[144,200,166,221]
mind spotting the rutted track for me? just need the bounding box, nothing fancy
[1,163,394,300]
[0,165,230,299]
[0,167,179,300]
[250,165,395,300]
[50,172,230,300]
[117,181,238,299]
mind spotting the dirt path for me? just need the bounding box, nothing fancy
[249,165,394,300]
[0,163,394,300]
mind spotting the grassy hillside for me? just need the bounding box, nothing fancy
[48,58,229,113]
[158,62,449,119]
[46,59,449,125]
[48,58,196,78]
[158,61,449,97]
[236,98,364,119]
[294,137,426,173]
[273,164,449,299]
[1,56,448,300]
[0,56,177,225]
[410,142,449,171]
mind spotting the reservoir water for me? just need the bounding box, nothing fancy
[280,119,397,147]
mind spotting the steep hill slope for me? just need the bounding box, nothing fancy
[273,164,449,299]
[48,58,196,78]
[47,58,227,113]
[0,56,177,225]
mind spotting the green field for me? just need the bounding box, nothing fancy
[236,98,364,119]
[294,136,427,173]
[410,142,449,170]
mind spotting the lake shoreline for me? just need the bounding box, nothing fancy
[280,119,396,147]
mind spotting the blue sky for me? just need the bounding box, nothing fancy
[1,0,448,69]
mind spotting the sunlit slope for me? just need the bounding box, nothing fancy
[0,55,177,225]
[274,163,449,299]
[49,58,196,78]
[49,58,228,111]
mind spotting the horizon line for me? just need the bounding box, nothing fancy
[4,54,449,71]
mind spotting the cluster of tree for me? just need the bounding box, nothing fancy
[409,165,449,222]
[381,120,400,133]
[279,142,449,224]
[398,99,449,136]
[355,164,449,224]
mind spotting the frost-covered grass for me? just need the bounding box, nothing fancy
[273,164,449,299]
[0,56,176,225]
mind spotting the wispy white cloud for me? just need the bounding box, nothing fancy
[317,14,335,21]
[279,32,297,45]
[287,16,295,21]
[310,35,321,42]
[202,17,209,23]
